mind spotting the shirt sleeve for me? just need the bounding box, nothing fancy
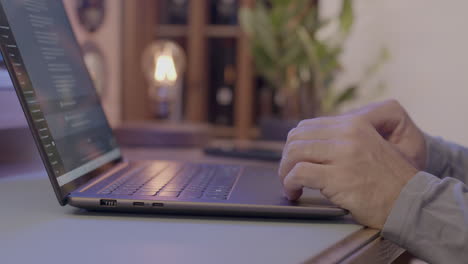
[425,134,468,183]
[382,171,468,264]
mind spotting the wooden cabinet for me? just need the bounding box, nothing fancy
[121,0,255,139]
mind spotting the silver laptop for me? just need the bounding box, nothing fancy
[0,0,346,219]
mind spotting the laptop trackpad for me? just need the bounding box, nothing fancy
[297,188,336,207]
[230,166,338,208]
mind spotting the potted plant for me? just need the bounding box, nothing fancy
[240,0,387,140]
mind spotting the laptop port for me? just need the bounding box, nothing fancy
[133,202,145,207]
[152,203,164,207]
[100,199,117,207]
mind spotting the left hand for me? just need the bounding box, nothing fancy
[278,115,418,229]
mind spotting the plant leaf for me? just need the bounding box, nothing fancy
[333,85,357,108]
[339,0,354,34]
[363,47,390,79]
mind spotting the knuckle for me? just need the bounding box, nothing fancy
[298,116,329,128]
[287,163,305,183]
[384,99,407,115]
[283,143,293,159]
[286,127,299,142]
[281,147,298,175]
[385,99,401,109]
[284,140,301,157]
[283,169,294,185]
[297,119,311,127]
[314,116,331,124]
[292,162,307,176]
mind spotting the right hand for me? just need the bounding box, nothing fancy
[279,100,425,228]
[293,99,427,171]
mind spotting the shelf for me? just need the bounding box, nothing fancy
[155,25,241,39]
[156,25,188,38]
[211,125,259,139]
[124,0,255,140]
[118,119,259,139]
[206,25,241,38]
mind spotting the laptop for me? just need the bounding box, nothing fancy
[0,0,346,219]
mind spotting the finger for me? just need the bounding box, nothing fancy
[279,139,334,183]
[283,162,328,200]
[296,116,344,128]
[295,100,407,140]
[346,100,407,138]
[286,123,347,146]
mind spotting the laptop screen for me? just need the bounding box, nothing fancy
[0,0,121,196]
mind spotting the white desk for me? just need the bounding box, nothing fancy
[0,150,402,264]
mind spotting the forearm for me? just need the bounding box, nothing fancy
[425,134,468,183]
[382,172,468,264]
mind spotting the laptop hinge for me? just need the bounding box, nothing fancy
[75,161,130,193]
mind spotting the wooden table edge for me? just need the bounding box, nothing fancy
[303,228,405,264]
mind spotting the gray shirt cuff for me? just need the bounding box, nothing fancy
[424,134,449,176]
[424,134,468,182]
[382,171,440,247]
[382,171,468,263]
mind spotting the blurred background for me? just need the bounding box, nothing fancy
[0,2,460,262]
[1,0,468,149]
[333,0,468,144]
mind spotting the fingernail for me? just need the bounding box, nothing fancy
[284,191,295,201]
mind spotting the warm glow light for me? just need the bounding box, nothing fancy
[142,41,186,88]
[154,54,178,84]
[142,41,186,119]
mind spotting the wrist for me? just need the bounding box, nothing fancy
[382,172,441,246]
[423,134,449,176]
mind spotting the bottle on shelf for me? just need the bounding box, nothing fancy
[215,64,236,125]
[210,0,238,25]
[209,39,237,126]
[159,0,188,25]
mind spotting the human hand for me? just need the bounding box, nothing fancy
[343,100,427,170]
[289,100,427,171]
[279,101,420,228]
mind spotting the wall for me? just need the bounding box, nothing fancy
[324,0,468,145]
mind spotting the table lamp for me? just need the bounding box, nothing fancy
[142,40,186,121]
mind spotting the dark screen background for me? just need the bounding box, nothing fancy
[0,0,119,182]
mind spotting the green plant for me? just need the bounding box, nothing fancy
[240,0,388,119]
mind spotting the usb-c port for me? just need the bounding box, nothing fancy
[152,203,164,207]
[133,202,145,207]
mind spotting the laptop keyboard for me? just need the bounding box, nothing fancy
[99,163,240,200]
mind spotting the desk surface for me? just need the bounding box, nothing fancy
[0,148,402,264]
